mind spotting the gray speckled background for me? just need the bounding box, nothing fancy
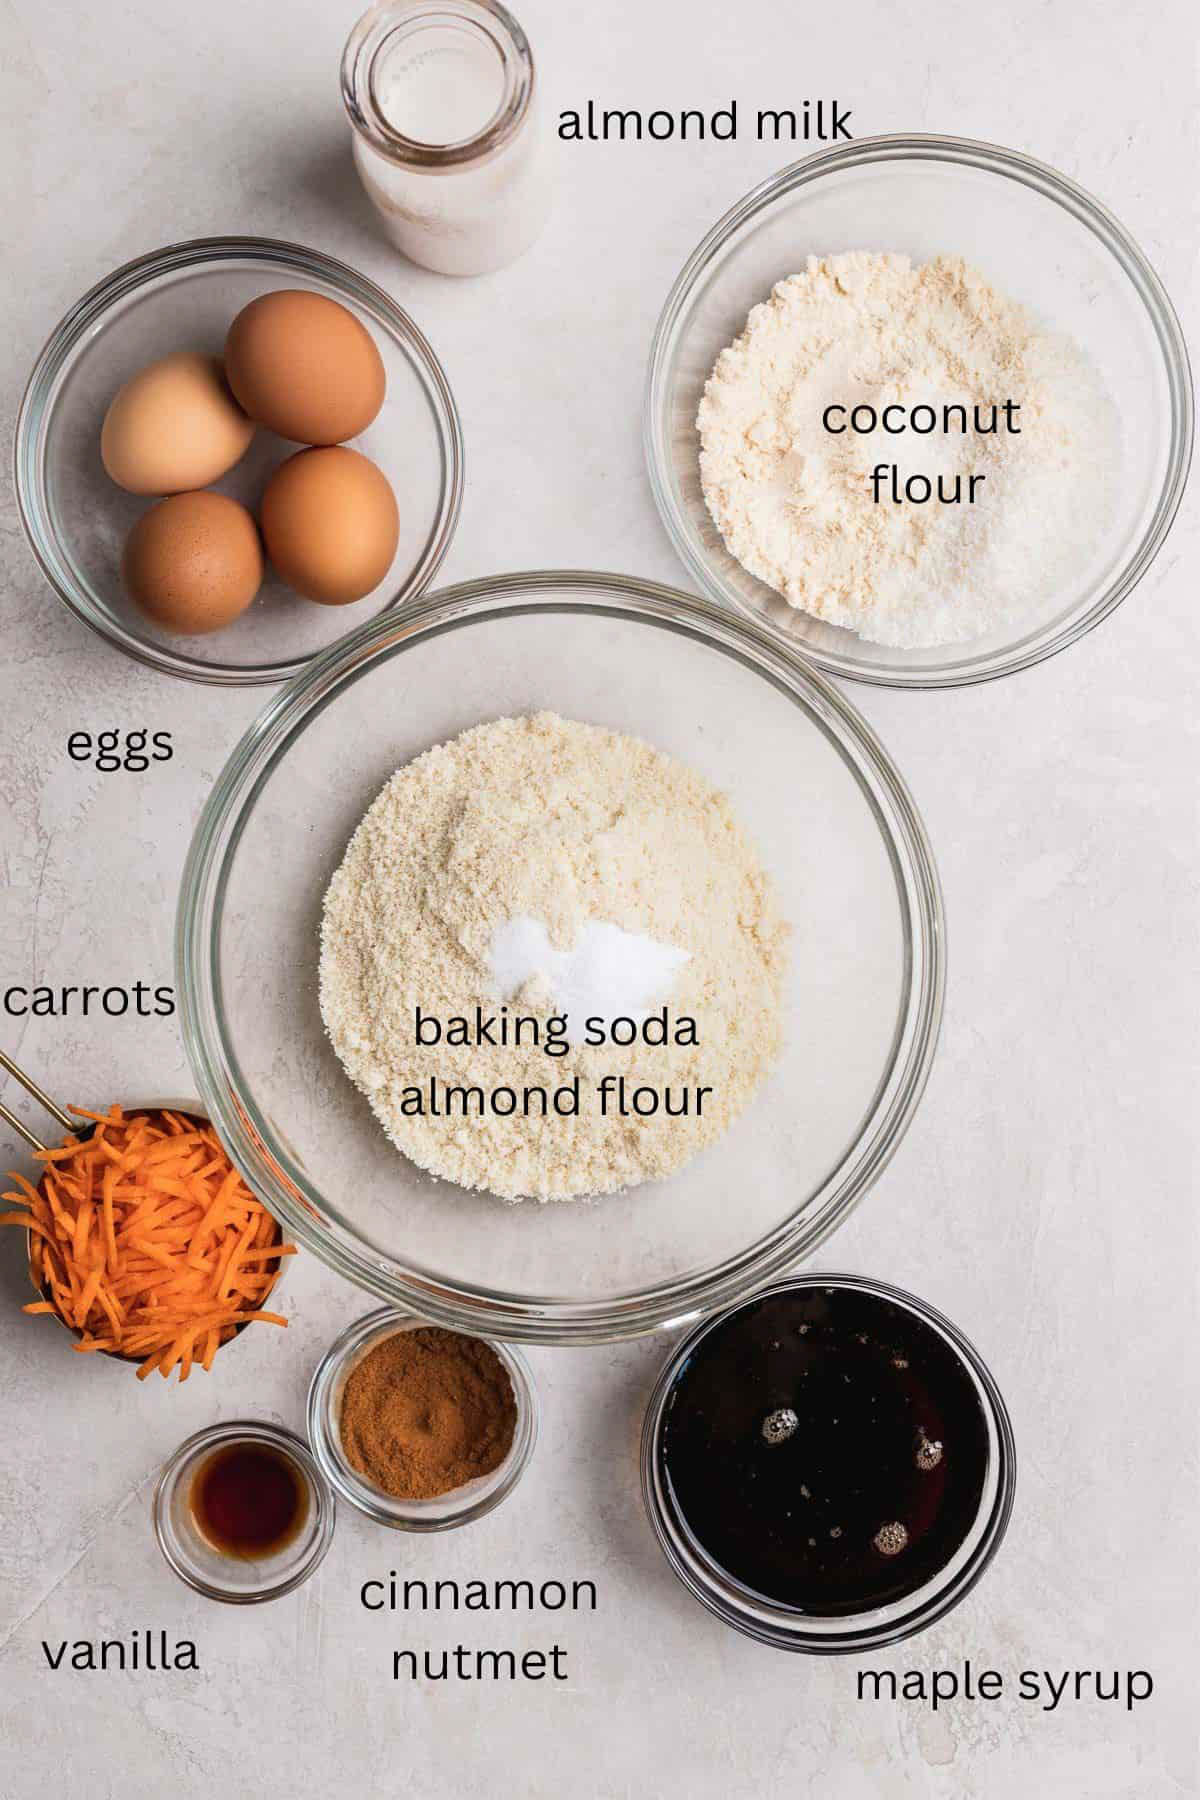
[1,1,1196,1794]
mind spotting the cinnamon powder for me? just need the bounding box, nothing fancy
[338,1327,517,1500]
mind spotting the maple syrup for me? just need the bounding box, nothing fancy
[659,1284,990,1616]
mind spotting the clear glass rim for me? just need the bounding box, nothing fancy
[152,1419,336,1604]
[640,1272,1017,1653]
[644,130,1195,690]
[176,570,945,1344]
[306,1307,538,1528]
[342,0,535,168]
[13,234,466,689]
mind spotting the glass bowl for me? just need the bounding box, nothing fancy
[15,236,464,686]
[176,571,944,1344]
[153,1420,335,1602]
[307,1308,538,1529]
[641,1273,1016,1653]
[645,133,1193,688]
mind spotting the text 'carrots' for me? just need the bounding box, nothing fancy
[2,1104,295,1382]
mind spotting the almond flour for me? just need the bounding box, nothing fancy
[319,712,788,1201]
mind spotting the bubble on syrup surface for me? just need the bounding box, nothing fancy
[761,1407,799,1446]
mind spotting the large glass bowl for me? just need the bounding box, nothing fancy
[645,134,1193,688]
[15,236,464,686]
[177,572,944,1343]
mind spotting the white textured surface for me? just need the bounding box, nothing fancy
[0,0,1196,1794]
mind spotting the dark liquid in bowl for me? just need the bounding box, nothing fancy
[190,1443,309,1560]
[659,1286,990,1616]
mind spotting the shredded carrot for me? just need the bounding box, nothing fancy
[101,1164,119,1271]
[69,1104,123,1126]
[3,1105,293,1382]
[0,1211,54,1240]
[37,1140,92,1163]
[72,1200,93,1263]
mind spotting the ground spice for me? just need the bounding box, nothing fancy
[339,1327,517,1499]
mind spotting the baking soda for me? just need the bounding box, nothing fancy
[488,916,690,1043]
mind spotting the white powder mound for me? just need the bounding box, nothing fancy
[488,915,691,1044]
[697,252,1120,648]
[319,713,789,1202]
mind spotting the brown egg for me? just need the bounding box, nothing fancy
[261,447,399,606]
[122,492,263,634]
[101,351,255,495]
[224,290,386,444]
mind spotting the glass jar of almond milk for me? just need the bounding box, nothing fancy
[341,0,550,276]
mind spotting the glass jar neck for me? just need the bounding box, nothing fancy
[342,0,535,170]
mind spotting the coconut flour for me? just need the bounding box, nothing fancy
[319,713,788,1202]
[698,252,1120,647]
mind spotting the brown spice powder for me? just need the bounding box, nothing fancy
[338,1327,517,1500]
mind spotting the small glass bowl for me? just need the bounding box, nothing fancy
[153,1420,335,1602]
[641,1273,1016,1653]
[15,236,464,686]
[645,133,1194,687]
[307,1308,538,1530]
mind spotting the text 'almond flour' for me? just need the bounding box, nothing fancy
[319,713,789,1201]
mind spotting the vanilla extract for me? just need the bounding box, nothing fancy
[659,1284,990,1617]
[190,1441,308,1560]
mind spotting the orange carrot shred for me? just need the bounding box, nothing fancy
[0,1211,53,1240]
[101,1165,119,1271]
[72,1201,93,1263]
[2,1104,293,1382]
